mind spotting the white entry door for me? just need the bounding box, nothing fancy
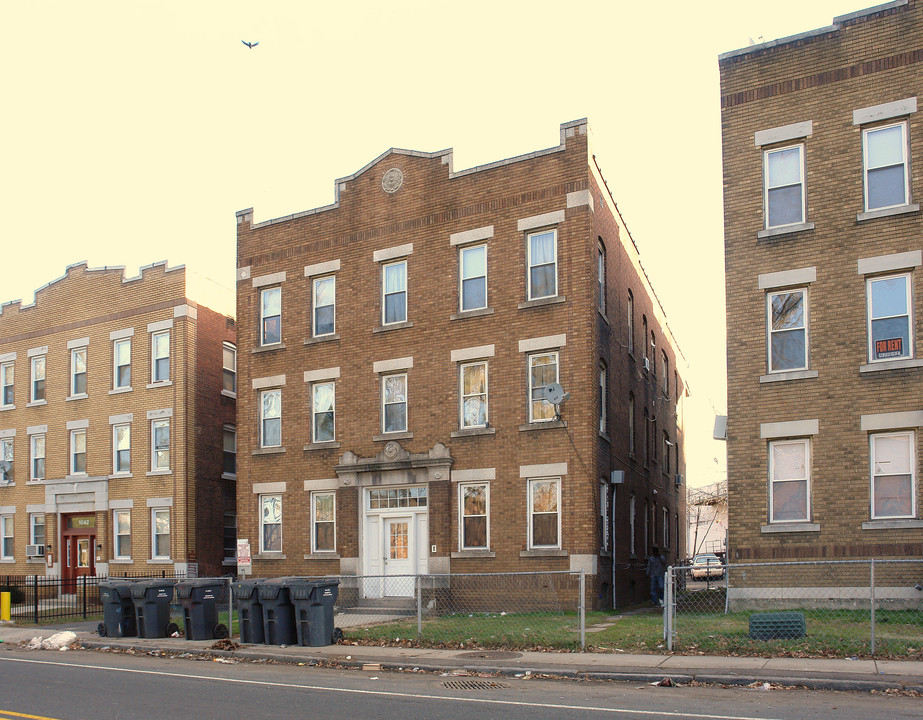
[383,516,414,597]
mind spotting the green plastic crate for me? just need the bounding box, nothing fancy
[748,611,806,640]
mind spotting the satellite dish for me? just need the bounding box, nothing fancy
[543,383,570,405]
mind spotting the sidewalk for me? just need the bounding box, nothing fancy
[1,621,921,693]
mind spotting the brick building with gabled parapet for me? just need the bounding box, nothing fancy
[0,261,236,580]
[235,119,687,609]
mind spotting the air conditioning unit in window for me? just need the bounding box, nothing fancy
[675,473,684,488]
[26,544,44,557]
[642,357,651,373]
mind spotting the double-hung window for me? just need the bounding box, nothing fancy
[152,508,170,559]
[0,362,12,407]
[769,438,811,523]
[764,144,806,228]
[113,424,130,475]
[864,122,909,211]
[381,373,407,433]
[460,482,488,550]
[529,352,558,423]
[598,362,607,434]
[528,478,560,549]
[870,431,915,519]
[114,339,131,389]
[151,419,170,471]
[31,356,45,403]
[223,512,237,563]
[114,510,131,558]
[223,426,236,476]
[867,274,912,362]
[597,242,606,313]
[627,291,635,354]
[0,437,12,483]
[0,515,12,559]
[312,382,335,443]
[151,331,169,383]
[382,261,407,325]
[71,348,87,396]
[260,287,282,345]
[460,244,487,312]
[70,429,86,475]
[313,276,336,336]
[628,393,636,456]
[768,289,807,372]
[260,389,282,447]
[311,491,336,553]
[663,432,671,474]
[222,343,237,394]
[527,229,557,300]
[31,434,45,481]
[460,362,487,429]
[662,352,669,397]
[260,494,282,553]
[30,513,45,550]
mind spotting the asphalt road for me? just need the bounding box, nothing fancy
[0,649,919,720]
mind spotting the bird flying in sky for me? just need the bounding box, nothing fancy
[242,41,259,49]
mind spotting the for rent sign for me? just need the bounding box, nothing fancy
[875,337,903,359]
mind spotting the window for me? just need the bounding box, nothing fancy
[769,439,810,523]
[0,515,12,559]
[223,426,236,476]
[662,352,669,397]
[222,343,237,394]
[768,289,807,372]
[114,510,131,558]
[871,431,915,519]
[662,506,670,548]
[599,482,609,552]
[151,508,170,559]
[528,478,560,549]
[529,352,558,423]
[114,339,131,389]
[628,393,636,456]
[151,419,170,470]
[864,121,909,211]
[223,512,237,562]
[643,409,650,466]
[0,362,11,406]
[527,229,557,300]
[30,513,45,549]
[259,389,282,448]
[381,373,407,433]
[312,382,335,443]
[764,144,806,228]
[31,434,45,480]
[0,437,12,482]
[313,276,336,336]
[627,291,635,354]
[651,419,658,464]
[663,432,672,474]
[113,424,130,475]
[598,362,607,434]
[260,494,282,553]
[867,274,912,362]
[382,261,407,324]
[71,347,87,396]
[651,333,656,374]
[642,317,649,365]
[260,287,282,345]
[368,486,428,508]
[460,362,487,428]
[70,429,86,475]
[460,244,487,311]
[31,356,45,403]
[460,482,488,550]
[597,242,606,313]
[311,491,336,553]
[629,494,636,556]
[151,331,169,383]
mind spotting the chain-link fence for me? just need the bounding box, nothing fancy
[666,559,923,657]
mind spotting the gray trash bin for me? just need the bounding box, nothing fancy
[233,579,265,644]
[176,578,229,640]
[257,578,296,645]
[98,580,137,638]
[129,579,177,638]
[288,578,341,647]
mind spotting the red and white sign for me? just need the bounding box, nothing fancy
[237,539,252,572]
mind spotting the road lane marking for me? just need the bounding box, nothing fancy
[0,711,62,720]
[0,656,784,720]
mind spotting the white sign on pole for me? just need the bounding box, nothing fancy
[237,539,252,575]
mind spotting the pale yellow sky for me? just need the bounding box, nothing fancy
[0,0,877,488]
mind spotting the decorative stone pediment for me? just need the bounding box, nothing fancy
[335,442,452,487]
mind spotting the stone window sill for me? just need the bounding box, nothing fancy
[304,441,341,451]
[305,334,340,346]
[221,389,237,399]
[598,310,610,326]
[519,420,567,432]
[451,308,494,321]
[451,550,496,558]
[252,343,286,354]
[518,296,566,310]
[27,400,47,408]
[0,559,15,564]
[450,427,496,438]
[66,393,89,401]
[108,473,133,480]
[145,382,172,390]
[0,482,14,487]
[146,469,172,477]
[598,431,610,443]
[757,221,815,239]
[303,553,340,560]
[862,518,923,530]
[520,549,568,558]
[373,321,413,334]
[0,405,15,412]
[373,431,413,442]
[222,559,237,566]
[760,369,818,383]
[221,472,237,481]
[255,553,286,560]
[760,522,820,534]
[253,446,286,456]
[860,358,923,373]
[109,387,133,395]
[857,204,919,222]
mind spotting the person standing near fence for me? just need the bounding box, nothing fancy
[647,547,667,607]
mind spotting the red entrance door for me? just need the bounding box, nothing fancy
[62,514,97,591]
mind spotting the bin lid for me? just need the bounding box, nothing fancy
[232,579,263,599]
[128,578,177,597]
[176,578,226,597]
[256,578,290,600]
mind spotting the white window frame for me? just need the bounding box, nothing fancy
[313,275,336,337]
[151,507,170,560]
[528,351,559,423]
[70,429,87,476]
[381,373,408,434]
[260,286,282,346]
[662,352,669,397]
[222,343,237,395]
[151,331,169,383]
[260,388,282,448]
[763,143,806,229]
[0,437,12,483]
[662,506,670,549]
[526,228,558,301]
[30,355,45,403]
[870,430,917,520]
[769,438,811,523]
[867,273,913,363]
[113,338,131,390]
[311,381,336,443]
[0,361,12,407]
[627,291,635,355]
[260,494,282,553]
[223,425,236,478]
[311,491,336,553]
[459,481,489,551]
[459,361,488,429]
[863,121,910,212]
[597,242,606,313]
[459,244,488,312]
[381,260,408,325]
[663,432,671,475]
[31,433,45,481]
[70,347,87,397]
[30,512,45,548]
[527,477,561,550]
[598,362,607,434]
[151,419,170,471]
[767,288,808,373]
[0,515,12,559]
[113,510,131,559]
[112,423,131,475]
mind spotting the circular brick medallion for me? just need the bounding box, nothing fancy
[382,168,404,194]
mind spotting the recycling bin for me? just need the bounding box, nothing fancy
[176,578,229,640]
[98,580,137,638]
[288,578,341,647]
[129,579,177,638]
[233,579,265,644]
[257,578,296,645]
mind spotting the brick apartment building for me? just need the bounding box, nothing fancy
[720,0,923,571]
[235,119,686,609]
[0,261,237,580]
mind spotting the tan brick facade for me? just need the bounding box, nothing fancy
[235,120,686,608]
[0,261,236,578]
[720,1,923,562]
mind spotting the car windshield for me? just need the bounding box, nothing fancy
[694,555,719,563]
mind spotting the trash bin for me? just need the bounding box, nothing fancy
[288,578,341,647]
[233,579,265,644]
[98,580,137,638]
[176,578,229,640]
[257,578,296,645]
[129,579,178,638]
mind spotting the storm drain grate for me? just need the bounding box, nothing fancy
[443,680,509,690]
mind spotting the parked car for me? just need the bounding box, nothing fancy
[689,554,724,580]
